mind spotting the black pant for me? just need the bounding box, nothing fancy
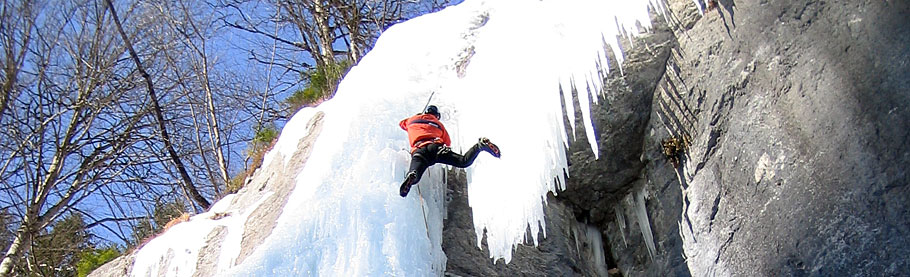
[408,142,482,184]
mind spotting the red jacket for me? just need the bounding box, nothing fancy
[400,113,451,152]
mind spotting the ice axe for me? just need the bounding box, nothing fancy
[421,91,436,114]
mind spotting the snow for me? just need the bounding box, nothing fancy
[263,107,320,167]
[131,194,236,276]
[129,0,668,275]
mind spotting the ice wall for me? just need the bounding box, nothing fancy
[127,0,666,275]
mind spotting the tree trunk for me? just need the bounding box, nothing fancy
[336,0,363,64]
[105,0,210,210]
[188,103,222,196]
[199,53,230,195]
[0,218,32,277]
[311,0,340,94]
[311,1,335,65]
[175,1,230,195]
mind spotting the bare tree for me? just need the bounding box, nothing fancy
[222,0,451,99]
[330,0,451,63]
[0,1,457,274]
[143,0,285,197]
[0,1,152,274]
[149,0,233,196]
[105,0,211,210]
[174,0,230,195]
[0,0,36,124]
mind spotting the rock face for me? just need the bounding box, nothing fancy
[660,0,910,275]
[445,0,909,276]
[490,0,909,276]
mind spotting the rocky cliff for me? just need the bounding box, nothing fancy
[446,0,909,276]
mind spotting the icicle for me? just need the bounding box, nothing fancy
[575,78,600,159]
[572,223,582,256]
[692,0,706,14]
[586,224,609,277]
[614,206,628,247]
[649,0,672,23]
[635,187,657,260]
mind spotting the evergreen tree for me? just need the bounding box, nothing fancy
[24,214,88,276]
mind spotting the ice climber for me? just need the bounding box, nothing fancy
[398,105,501,197]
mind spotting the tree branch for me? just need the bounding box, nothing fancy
[105,0,210,210]
[224,21,311,52]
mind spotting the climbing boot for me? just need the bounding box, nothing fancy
[479,137,501,158]
[399,171,418,197]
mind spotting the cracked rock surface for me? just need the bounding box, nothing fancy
[556,0,910,276]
